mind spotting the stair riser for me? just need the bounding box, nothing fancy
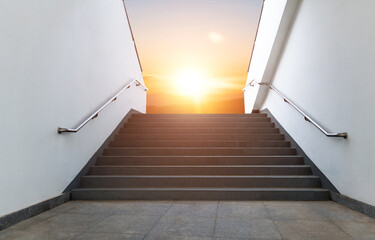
[131,114,268,118]
[73,113,329,201]
[103,148,297,156]
[72,190,330,200]
[81,177,320,188]
[96,156,304,166]
[89,166,311,176]
[110,141,290,148]
[116,134,285,141]
[121,128,279,134]
[129,117,271,123]
[125,122,275,129]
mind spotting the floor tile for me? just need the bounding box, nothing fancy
[174,201,218,205]
[147,215,216,238]
[0,228,79,240]
[63,201,122,214]
[73,232,144,240]
[214,238,282,240]
[88,214,160,234]
[0,228,13,240]
[50,202,77,212]
[309,202,375,223]
[265,205,327,221]
[7,211,60,231]
[31,212,107,232]
[263,201,313,208]
[214,217,282,239]
[274,219,353,240]
[115,201,172,216]
[217,201,269,219]
[165,202,218,218]
[334,221,375,240]
[2,200,375,240]
[145,235,212,240]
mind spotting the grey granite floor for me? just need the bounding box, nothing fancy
[0,200,374,240]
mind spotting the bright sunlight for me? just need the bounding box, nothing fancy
[174,68,208,98]
[126,0,264,113]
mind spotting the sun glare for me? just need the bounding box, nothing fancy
[174,68,207,98]
[208,32,224,43]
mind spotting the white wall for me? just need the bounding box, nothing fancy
[0,0,146,217]
[247,0,375,206]
[244,0,299,112]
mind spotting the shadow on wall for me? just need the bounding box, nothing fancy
[147,98,244,114]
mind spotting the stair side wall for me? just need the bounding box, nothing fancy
[246,0,375,207]
[0,0,146,217]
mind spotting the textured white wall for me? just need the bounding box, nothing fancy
[251,0,375,205]
[0,0,146,216]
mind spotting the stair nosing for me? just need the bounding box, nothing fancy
[82,175,320,178]
[90,165,311,168]
[98,155,304,158]
[72,187,329,191]
[104,147,296,149]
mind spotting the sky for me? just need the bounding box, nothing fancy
[125,0,263,111]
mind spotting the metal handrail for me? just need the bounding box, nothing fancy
[122,0,142,72]
[245,81,348,138]
[247,0,265,73]
[57,79,147,134]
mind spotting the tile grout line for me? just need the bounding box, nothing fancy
[70,204,123,239]
[262,201,284,240]
[211,201,220,239]
[141,201,175,240]
[330,221,356,240]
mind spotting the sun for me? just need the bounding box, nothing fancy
[174,68,207,98]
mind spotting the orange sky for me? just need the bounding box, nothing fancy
[126,0,263,109]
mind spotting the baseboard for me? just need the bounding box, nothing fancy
[261,108,339,193]
[0,192,70,231]
[0,109,143,231]
[63,108,142,192]
[331,192,375,218]
[261,108,375,219]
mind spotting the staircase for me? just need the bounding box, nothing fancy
[71,113,330,200]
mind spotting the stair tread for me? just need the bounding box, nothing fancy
[122,127,277,130]
[74,113,328,200]
[118,133,283,135]
[105,147,295,149]
[73,187,328,191]
[91,165,310,168]
[132,115,267,117]
[82,175,319,178]
[114,140,289,142]
[127,122,272,125]
[98,155,303,158]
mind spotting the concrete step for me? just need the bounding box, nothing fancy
[72,113,329,201]
[131,114,268,118]
[71,187,330,200]
[125,122,275,129]
[120,128,279,134]
[88,165,312,176]
[110,140,291,148]
[103,147,297,156]
[80,175,320,188]
[96,156,305,166]
[116,133,285,141]
[128,117,271,123]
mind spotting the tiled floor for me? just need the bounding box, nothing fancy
[1,200,375,240]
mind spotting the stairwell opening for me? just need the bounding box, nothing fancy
[124,0,264,113]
